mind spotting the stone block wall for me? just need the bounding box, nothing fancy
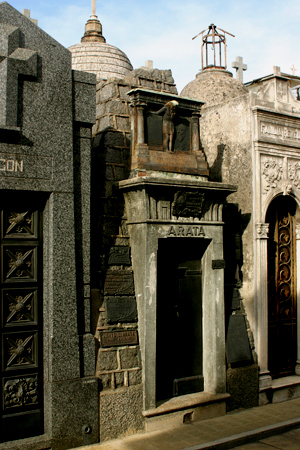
[91,69,177,440]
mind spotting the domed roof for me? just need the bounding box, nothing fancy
[68,10,133,82]
[69,41,133,82]
[180,68,248,107]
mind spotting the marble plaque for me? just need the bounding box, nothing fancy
[226,315,252,364]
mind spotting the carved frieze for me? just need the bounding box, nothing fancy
[172,191,205,218]
[261,158,283,194]
[288,161,300,190]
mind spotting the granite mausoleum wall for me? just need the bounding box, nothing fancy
[0,4,98,449]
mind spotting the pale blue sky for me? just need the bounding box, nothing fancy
[5,0,300,92]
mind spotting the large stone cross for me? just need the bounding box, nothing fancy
[0,23,37,128]
[232,56,247,83]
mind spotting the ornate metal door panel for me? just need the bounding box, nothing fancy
[267,196,297,378]
[0,196,43,441]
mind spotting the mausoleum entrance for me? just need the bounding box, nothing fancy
[267,195,298,378]
[0,193,44,442]
[156,238,208,403]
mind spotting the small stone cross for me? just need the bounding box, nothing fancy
[232,56,247,83]
[0,24,37,127]
[22,9,38,26]
[291,64,297,76]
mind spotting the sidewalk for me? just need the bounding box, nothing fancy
[71,397,300,450]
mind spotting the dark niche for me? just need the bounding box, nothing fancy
[105,296,138,324]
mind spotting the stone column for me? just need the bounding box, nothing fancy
[295,224,300,375]
[255,223,272,390]
[136,102,146,145]
[191,111,201,152]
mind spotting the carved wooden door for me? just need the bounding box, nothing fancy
[267,196,297,378]
[0,195,43,441]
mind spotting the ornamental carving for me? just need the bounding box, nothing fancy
[296,225,300,240]
[4,291,35,325]
[4,376,38,409]
[288,162,300,189]
[262,159,282,194]
[5,211,33,236]
[5,248,34,279]
[256,223,269,239]
[5,335,35,368]
[172,191,205,218]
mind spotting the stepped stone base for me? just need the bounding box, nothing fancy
[259,375,300,405]
[142,392,230,432]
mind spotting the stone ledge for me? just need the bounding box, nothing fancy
[143,391,230,418]
[259,375,300,405]
[142,392,230,432]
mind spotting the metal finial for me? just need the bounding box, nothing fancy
[193,24,235,70]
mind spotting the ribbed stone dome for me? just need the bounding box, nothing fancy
[181,68,248,107]
[68,11,133,82]
[69,41,133,81]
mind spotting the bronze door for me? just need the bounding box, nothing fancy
[0,195,44,441]
[156,239,206,403]
[267,196,297,378]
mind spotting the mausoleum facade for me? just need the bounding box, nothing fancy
[2,4,300,450]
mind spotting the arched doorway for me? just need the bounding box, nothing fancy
[266,195,297,378]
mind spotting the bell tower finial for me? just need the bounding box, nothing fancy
[192,24,235,70]
[81,0,106,43]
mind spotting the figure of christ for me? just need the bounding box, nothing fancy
[155,100,179,152]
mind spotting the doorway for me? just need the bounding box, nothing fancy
[156,239,207,403]
[267,195,297,378]
[0,193,44,442]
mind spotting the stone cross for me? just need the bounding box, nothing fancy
[291,64,297,76]
[0,24,37,127]
[22,9,38,26]
[145,60,153,70]
[91,0,97,18]
[273,66,281,76]
[231,56,247,83]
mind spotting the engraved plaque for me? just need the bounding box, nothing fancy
[104,270,135,295]
[106,296,137,323]
[108,247,131,265]
[212,259,226,270]
[172,191,205,218]
[226,315,252,364]
[100,330,138,348]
